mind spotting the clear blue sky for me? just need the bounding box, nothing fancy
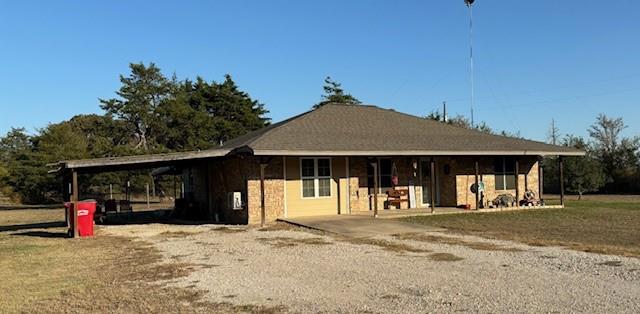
[1,1,639,142]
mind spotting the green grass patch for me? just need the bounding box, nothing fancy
[400,198,640,257]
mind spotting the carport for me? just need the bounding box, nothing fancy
[49,149,228,237]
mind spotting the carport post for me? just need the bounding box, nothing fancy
[260,163,267,227]
[71,170,79,238]
[559,156,565,206]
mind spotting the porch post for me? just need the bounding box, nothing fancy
[474,159,480,210]
[372,162,378,218]
[71,170,79,238]
[430,158,436,213]
[515,159,520,206]
[538,158,544,203]
[559,156,565,206]
[345,157,350,214]
[260,163,267,227]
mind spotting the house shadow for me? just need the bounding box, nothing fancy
[11,230,68,238]
[98,209,220,226]
[0,221,66,232]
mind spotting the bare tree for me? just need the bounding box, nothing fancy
[547,118,560,145]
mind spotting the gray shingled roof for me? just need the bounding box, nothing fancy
[222,103,583,156]
[58,103,583,171]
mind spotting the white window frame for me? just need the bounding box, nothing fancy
[300,157,332,198]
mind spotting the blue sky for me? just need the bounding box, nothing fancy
[1,1,638,142]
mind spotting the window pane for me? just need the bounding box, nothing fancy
[302,179,315,197]
[317,158,331,177]
[318,178,331,197]
[301,159,315,177]
[505,175,516,190]
[495,176,505,190]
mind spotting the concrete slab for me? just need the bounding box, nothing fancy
[278,215,445,237]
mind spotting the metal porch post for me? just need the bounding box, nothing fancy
[430,158,436,213]
[474,159,480,210]
[260,163,267,227]
[559,156,565,206]
[515,159,520,206]
[538,158,544,203]
[372,162,378,218]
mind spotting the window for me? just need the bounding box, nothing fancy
[495,157,516,190]
[301,158,331,198]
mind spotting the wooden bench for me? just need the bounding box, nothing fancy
[385,189,409,209]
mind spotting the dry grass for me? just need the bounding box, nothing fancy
[337,236,430,253]
[401,197,640,257]
[257,236,333,248]
[393,233,524,252]
[159,230,203,238]
[212,226,247,233]
[0,208,286,313]
[428,253,464,262]
[257,222,299,232]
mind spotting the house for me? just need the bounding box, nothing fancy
[55,104,584,229]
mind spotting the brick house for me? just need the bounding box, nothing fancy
[56,104,583,227]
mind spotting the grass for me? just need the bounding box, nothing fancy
[400,197,640,257]
[0,208,285,313]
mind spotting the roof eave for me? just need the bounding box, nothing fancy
[250,149,586,157]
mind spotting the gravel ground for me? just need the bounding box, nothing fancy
[103,224,640,313]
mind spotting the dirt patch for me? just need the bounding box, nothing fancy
[337,236,430,253]
[393,233,524,252]
[257,236,333,248]
[599,260,623,267]
[429,253,464,262]
[212,226,247,233]
[159,230,203,238]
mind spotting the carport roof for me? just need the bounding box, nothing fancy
[52,149,229,172]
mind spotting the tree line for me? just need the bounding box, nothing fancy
[1,62,637,203]
[426,109,640,198]
[0,63,353,204]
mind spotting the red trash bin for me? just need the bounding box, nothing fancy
[66,200,97,237]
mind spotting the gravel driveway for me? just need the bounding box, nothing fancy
[103,224,640,313]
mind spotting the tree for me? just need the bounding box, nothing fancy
[588,114,640,192]
[158,75,270,150]
[100,62,172,152]
[561,135,605,199]
[547,118,560,145]
[426,111,495,134]
[313,76,360,109]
